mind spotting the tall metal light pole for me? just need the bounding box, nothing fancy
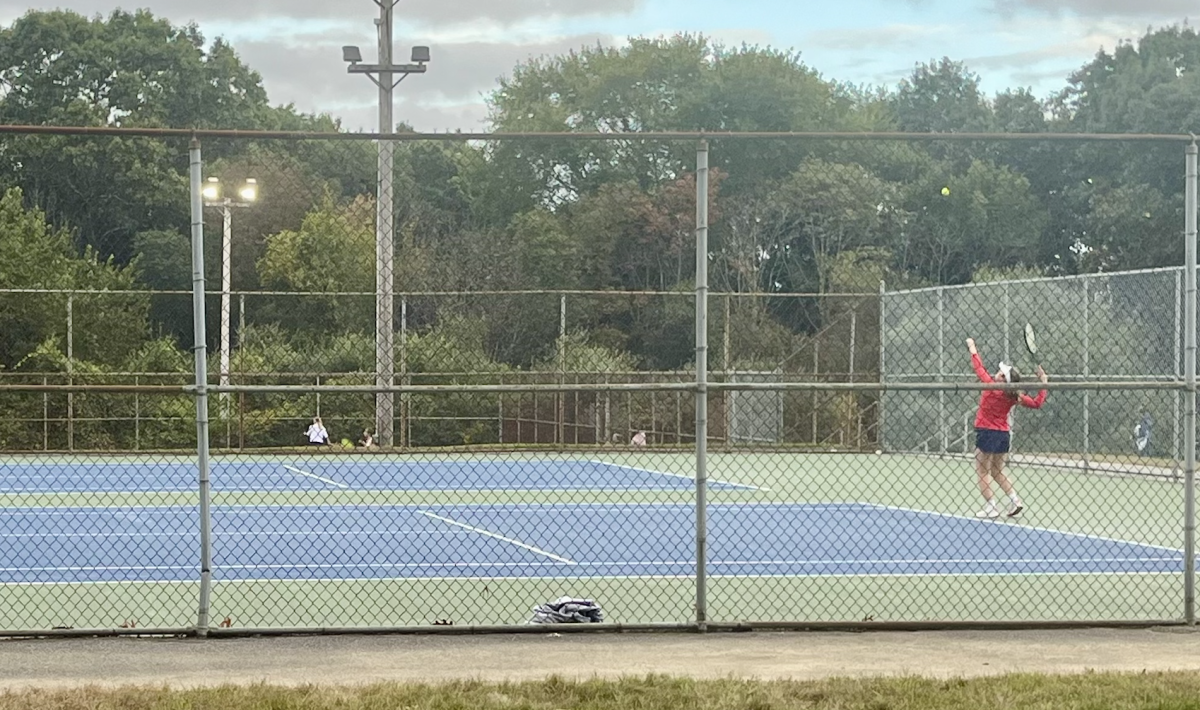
[202,177,258,422]
[343,2,429,447]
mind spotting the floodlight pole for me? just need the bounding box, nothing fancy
[203,192,254,433]
[220,202,232,412]
[376,1,397,447]
[345,0,428,447]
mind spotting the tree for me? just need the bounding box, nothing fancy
[890,58,993,134]
[0,187,147,370]
[0,10,268,129]
[898,159,1045,285]
[0,9,337,264]
[483,34,865,219]
[1037,25,1200,273]
[256,193,376,335]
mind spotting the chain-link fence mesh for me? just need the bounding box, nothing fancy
[0,130,1194,632]
[883,269,1182,469]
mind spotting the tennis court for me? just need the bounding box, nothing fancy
[0,459,756,493]
[0,452,1189,628]
[0,502,1181,584]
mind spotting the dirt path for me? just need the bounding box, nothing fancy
[3,628,1200,689]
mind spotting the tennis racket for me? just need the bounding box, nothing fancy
[1023,322,1041,369]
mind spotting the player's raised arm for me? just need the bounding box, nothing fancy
[1020,365,1048,409]
[966,338,993,382]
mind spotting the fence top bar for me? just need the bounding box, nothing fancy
[0,380,1181,394]
[0,287,876,298]
[0,124,1193,142]
[884,265,1186,296]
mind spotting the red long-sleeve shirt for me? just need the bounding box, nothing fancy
[971,353,1046,431]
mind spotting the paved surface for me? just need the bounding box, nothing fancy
[3,628,1200,689]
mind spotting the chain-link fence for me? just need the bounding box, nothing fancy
[0,127,1196,635]
[0,289,873,451]
[882,269,1184,471]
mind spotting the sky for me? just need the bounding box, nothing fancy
[0,0,1194,132]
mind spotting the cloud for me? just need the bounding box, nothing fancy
[990,0,1193,19]
[965,17,1146,71]
[0,1,626,131]
[1,0,641,26]
[806,23,956,51]
[237,33,618,131]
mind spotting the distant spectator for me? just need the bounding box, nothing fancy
[1134,413,1153,457]
[358,428,376,448]
[631,430,647,447]
[305,417,330,446]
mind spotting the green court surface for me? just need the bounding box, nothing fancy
[0,451,1189,629]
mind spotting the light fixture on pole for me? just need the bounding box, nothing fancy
[343,1,430,448]
[202,177,258,428]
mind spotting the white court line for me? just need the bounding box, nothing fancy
[584,557,1179,566]
[418,511,575,564]
[865,502,1184,554]
[5,569,1190,586]
[283,465,349,489]
[0,561,568,573]
[0,529,475,539]
[1,557,1178,576]
[588,460,765,491]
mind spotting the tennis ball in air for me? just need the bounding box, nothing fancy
[940,186,951,196]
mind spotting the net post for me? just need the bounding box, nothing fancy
[694,138,709,631]
[189,136,214,636]
[1184,140,1197,625]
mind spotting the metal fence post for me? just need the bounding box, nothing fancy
[1003,282,1010,364]
[849,309,857,446]
[42,376,48,451]
[878,281,886,451]
[1176,270,1183,476]
[724,295,732,449]
[400,296,409,450]
[694,139,709,630]
[66,293,74,451]
[938,287,946,454]
[558,294,566,445]
[812,342,819,444]
[1084,277,1094,472]
[189,138,214,636]
[1184,140,1197,625]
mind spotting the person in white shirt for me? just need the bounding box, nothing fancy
[305,417,330,446]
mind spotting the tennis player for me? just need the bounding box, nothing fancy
[966,338,1048,519]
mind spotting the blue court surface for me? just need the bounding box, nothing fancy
[0,459,754,493]
[0,503,1181,584]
